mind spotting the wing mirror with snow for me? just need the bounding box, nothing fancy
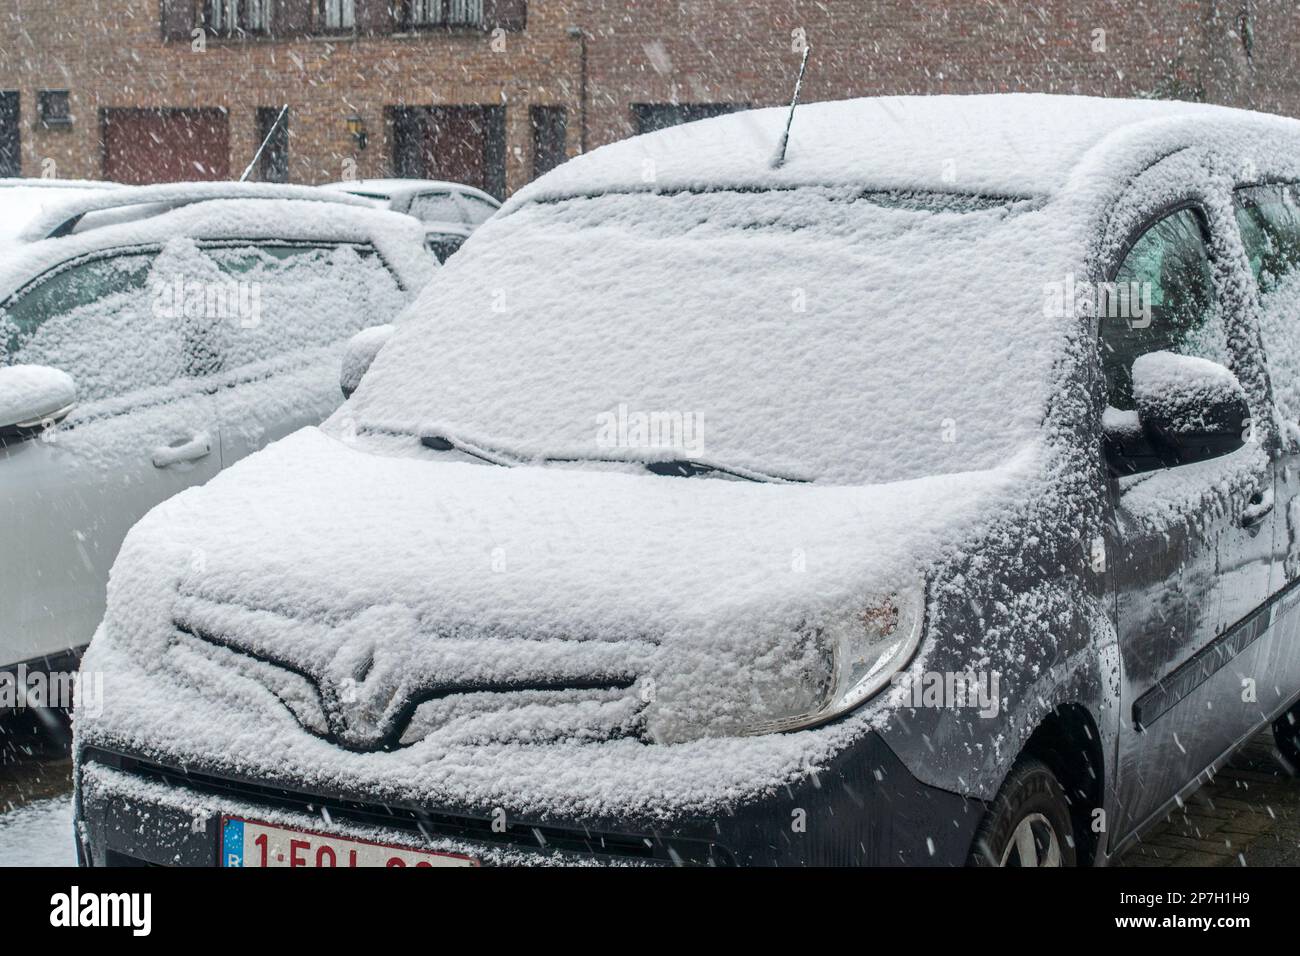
[1104,351,1249,475]
[340,324,396,399]
[0,365,77,444]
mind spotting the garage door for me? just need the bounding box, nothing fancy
[102,108,230,184]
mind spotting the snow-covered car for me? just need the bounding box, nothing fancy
[0,178,123,242]
[320,179,499,262]
[75,94,1300,867]
[1,182,433,679]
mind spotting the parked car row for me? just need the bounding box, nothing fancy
[11,93,1300,868]
[0,180,435,677]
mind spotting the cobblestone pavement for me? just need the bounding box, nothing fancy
[1117,731,1300,866]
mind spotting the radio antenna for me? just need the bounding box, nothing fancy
[772,46,811,169]
[240,103,289,183]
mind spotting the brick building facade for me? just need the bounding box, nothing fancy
[0,1,1295,198]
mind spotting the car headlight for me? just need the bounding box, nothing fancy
[743,588,925,735]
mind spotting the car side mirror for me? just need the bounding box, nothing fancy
[340,324,395,399]
[0,365,77,444]
[1105,351,1249,475]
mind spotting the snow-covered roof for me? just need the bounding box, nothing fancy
[510,94,1300,206]
[0,197,434,300]
[17,181,379,242]
[321,178,500,207]
[0,179,122,242]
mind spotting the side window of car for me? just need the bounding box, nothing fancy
[1234,184,1300,292]
[197,242,406,371]
[457,194,498,226]
[408,192,461,223]
[1100,207,1228,410]
[0,250,187,404]
[1235,183,1300,421]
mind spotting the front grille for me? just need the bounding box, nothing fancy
[85,748,732,866]
[168,587,658,752]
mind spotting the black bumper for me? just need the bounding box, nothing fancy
[76,731,985,866]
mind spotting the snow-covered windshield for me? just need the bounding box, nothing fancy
[351,186,1068,485]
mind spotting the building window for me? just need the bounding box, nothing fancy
[319,0,354,30]
[631,103,745,135]
[403,0,484,29]
[255,107,289,182]
[530,106,566,179]
[0,92,19,177]
[37,90,72,128]
[204,0,271,35]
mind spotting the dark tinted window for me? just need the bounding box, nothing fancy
[1234,184,1300,292]
[425,233,465,263]
[1101,207,1223,409]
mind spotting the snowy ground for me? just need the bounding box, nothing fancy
[0,796,74,867]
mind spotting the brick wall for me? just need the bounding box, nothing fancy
[0,1,1293,193]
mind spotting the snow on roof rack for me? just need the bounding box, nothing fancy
[21,181,377,242]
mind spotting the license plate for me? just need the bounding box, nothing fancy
[220,816,479,868]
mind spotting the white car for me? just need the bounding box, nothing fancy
[0,182,433,676]
[0,178,123,242]
[320,179,500,262]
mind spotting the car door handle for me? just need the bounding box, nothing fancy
[152,431,212,468]
[1240,487,1275,529]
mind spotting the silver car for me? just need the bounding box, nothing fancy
[0,182,433,678]
[320,178,500,262]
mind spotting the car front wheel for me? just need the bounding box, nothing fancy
[969,756,1078,867]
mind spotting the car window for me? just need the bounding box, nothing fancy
[1235,183,1300,423]
[1234,184,1300,292]
[0,250,188,403]
[425,233,465,264]
[407,192,461,223]
[1101,207,1227,410]
[195,240,406,371]
[457,194,498,226]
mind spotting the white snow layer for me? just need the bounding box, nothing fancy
[79,426,1032,818]
[76,94,1300,820]
[0,364,75,425]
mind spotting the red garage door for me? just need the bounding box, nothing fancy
[102,108,230,184]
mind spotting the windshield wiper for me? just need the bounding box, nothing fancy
[420,433,522,467]
[421,434,808,484]
[641,458,808,483]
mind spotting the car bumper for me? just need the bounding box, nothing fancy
[75,730,984,867]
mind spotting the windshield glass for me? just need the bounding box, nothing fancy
[350,186,1064,485]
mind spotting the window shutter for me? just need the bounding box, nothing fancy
[160,0,196,40]
[273,0,312,35]
[482,0,525,32]
[355,0,395,34]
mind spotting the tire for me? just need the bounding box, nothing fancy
[1274,703,1300,771]
[969,756,1078,867]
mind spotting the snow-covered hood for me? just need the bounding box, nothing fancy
[101,427,1032,754]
